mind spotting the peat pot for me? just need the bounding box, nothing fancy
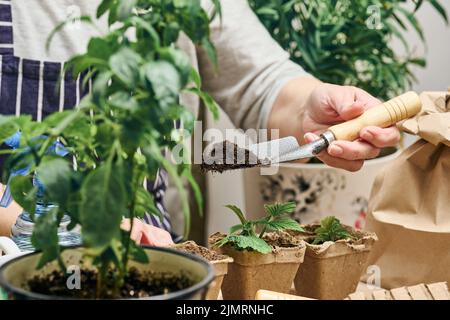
[210,233,306,300]
[292,226,378,300]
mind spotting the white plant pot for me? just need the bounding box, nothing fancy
[243,149,401,229]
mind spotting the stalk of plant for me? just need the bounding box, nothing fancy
[215,202,304,254]
[0,0,221,298]
[249,0,448,100]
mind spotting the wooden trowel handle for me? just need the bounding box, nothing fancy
[328,91,422,141]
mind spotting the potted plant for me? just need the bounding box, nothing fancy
[243,0,448,229]
[292,216,378,300]
[209,202,306,300]
[173,241,233,300]
[0,0,221,299]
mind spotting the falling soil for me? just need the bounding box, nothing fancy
[27,267,194,299]
[174,241,229,262]
[201,141,263,173]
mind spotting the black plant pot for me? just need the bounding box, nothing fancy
[0,246,214,300]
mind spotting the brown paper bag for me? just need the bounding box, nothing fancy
[364,91,450,289]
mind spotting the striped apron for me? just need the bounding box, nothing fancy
[0,0,173,234]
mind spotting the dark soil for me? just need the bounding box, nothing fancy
[201,141,262,173]
[174,241,229,262]
[27,267,194,299]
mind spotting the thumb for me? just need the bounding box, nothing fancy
[336,100,365,121]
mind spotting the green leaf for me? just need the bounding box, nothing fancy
[216,235,271,254]
[186,88,219,120]
[429,0,448,24]
[264,202,296,217]
[31,209,60,269]
[312,216,353,245]
[9,175,37,216]
[92,71,112,103]
[142,61,181,100]
[229,224,243,234]
[36,157,72,207]
[134,186,162,221]
[266,218,304,232]
[201,38,218,68]
[130,16,160,49]
[110,92,140,111]
[0,116,20,143]
[129,242,150,264]
[80,160,127,250]
[109,47,142,87]
[97,0,115,18]
[189,68,202,88]
[88,37,113,61]
[225,205,247,225]
[159,47,191,85]
[117,0,137,20]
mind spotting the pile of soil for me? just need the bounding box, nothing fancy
[174,241,228,262]
[27,267,194,299]
[262,231,304,248]
[201,141,262,173]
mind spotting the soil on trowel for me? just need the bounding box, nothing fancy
[174,241,228,262]
[27,267,194,299]
[201,141,262,173]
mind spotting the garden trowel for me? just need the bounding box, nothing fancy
[249,91,422,165]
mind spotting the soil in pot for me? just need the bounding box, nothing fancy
[201,141,262,173]
[0,247,214,300]
[209,231,305,300]
[290,225,377,300]
[27,267,193,299]
[173,241,233,300]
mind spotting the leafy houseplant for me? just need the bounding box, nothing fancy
[249,0,448,100]
[311,216,354,244]
[215,202,304,253]
[292,216,378,300]
[210,202,306,300]
[0,0,221,299]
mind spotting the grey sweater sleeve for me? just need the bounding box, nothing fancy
[197,0,310,130]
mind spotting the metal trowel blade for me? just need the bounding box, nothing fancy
[249,136,327,164]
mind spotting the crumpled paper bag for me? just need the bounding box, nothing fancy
[363,91,450,289]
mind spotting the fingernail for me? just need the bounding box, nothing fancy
[328,144,343,156]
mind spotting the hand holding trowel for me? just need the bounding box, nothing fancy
[248,91,422,165]
[201,92,422,172]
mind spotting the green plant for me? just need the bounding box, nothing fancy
[215,202,304,254]
[312,216,354,244]
[0,0,220,297]
[249,0,448,100]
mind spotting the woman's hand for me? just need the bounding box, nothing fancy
[121,218,174,247]
[268,79,400,172]
[302,83,400,171]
